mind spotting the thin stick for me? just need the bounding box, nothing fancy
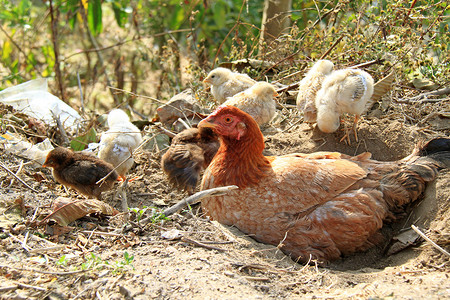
[9,233,32,252]
[162,185,239,217]
[319,35,344,60]
[49,0,65,102]
[411,225,450,257]
[177,117,191,130]
[181,237,226,252]
[29,245,66,253]
[80,230,123,237]
[7,160,24,188]
[0,265,87,275]
[77,70,85,115]
[157,126,177,138]
[78,3,119,105]
[0,163,38,193]
[122,185,238,232]
[397,86,450,103]
[51,110,70,147]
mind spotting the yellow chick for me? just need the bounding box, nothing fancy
[98,109,143,180]
[296,60,334,123]
[315,69,374,143]
[203,67,256,103]
[222,81,278,126]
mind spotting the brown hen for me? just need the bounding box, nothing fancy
[161,127,219,193]
[198,105,450,263]
[43,147,118,200]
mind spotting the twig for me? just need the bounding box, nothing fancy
[49,0,65,102]
[157,126,177,138]
[177,117,191,130]
[0,264,85,276]
[349,59,383,69]
[122,186,238,232]
[0,25,40,74]
[0,162,39,193]
[181,237,226,252]
[243,276,270,282]
[79,3,119,105]
[411,225,450,257]
[397,86,450,103]
[212,0,247,68]
[80,230,123,237]
[77,71,85,115]
[10,282,46,291]
[9,233,32,252]
[50,110,70,147]
[29,245,66,253]
[162,185,239,217]
[319,35,344,59]
[7,160,23,188]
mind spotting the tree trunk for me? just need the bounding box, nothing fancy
[260,0,292,46]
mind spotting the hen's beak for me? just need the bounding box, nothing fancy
[203,78,211,84]
[198,117,216,129]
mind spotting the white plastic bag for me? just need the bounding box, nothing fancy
[0,78,82,128]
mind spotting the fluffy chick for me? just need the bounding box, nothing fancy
[43,147,118,200]
[296,60,334,123]
[315,68,374,143]
[98,109,142,180]
[203,67,256,103]
[161,126,219,194]
[222,81,278,126]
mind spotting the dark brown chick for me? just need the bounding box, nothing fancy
[161,127,219,193]
[43,147,118,200]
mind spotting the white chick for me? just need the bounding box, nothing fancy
[98,109,142,180]
[296,60,334,123]
[222,81,278,126]
[315,68,374,143]
[203,67,256,103]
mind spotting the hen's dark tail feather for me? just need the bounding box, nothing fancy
[382,137,450,208]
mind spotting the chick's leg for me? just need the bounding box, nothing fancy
[339,115,359,144]
[339,118,351,144]
[352,115,360,142]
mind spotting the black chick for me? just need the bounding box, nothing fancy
[43,147,118,200]
[161,127,219,193]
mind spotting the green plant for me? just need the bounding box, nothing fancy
[56,255,68,267]
[129,206,149,222]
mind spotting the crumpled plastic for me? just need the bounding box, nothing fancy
[0,78,82,128]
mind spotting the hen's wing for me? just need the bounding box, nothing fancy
[162,144,205,192]
[202,153,386,262]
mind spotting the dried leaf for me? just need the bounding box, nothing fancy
[42,197,118,226]
[372,71,395,102]
[161,229,183,240]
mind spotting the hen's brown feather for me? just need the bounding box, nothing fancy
[199,106,449,263]
[161,127,219,193]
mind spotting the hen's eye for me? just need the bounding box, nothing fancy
[224,117,233,123]
[211,75,215,78]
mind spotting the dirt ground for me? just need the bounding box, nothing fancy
[0,95,449,299]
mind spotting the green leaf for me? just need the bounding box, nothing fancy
[213,2,226,28]
[87,0,102,35]
[2,40,12,62]
[169,5,184,30]
[18,0,31,16]
[112,2,128,28]
[70,127,97,151]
